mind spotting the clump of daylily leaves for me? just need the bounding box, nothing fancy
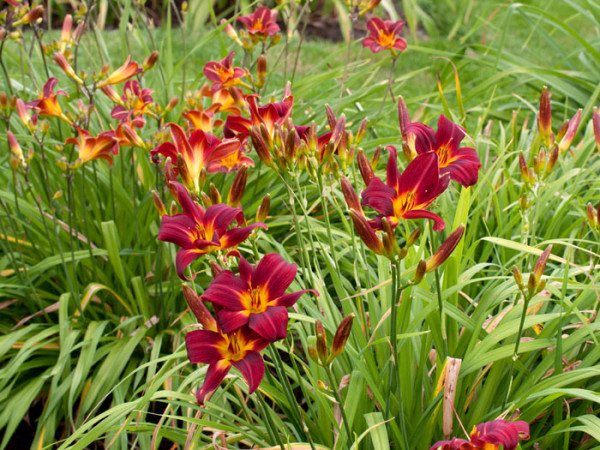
[4,0,593,447]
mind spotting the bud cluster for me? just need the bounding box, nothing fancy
[308,314,355,366]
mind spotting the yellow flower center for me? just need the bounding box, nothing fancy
[242,286,268,314]
[393,191,415,217]
[438,144,450,167]
[377,30,396,48]
[225,329,247,362]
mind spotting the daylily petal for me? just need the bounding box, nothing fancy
[271,289,318,307]
[248,306,289,341]
[231,350,265,394]
[175,248,204,280]
[196,360,231,405]
[217,308,251,333]
[185,329,226,364]
[361,177,396,217]
[403,209,446,231]
[203,271,250,310]
[219,222,267,249]
[157,214,197,248]
[252,253,297,300]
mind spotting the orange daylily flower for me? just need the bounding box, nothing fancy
[66,127,118,167]
[96,56,141,88]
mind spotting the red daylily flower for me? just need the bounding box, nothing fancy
[224,93,294,141]
[470,420,530,450]
[183,110,220,133]
[202,253,318,341]
[186,325,268,405]
[363,17,407,54]
[203,52,247,93]
[157,182,266,279]
[66,127,118,167]
[430,438,477,450]
[361,147,449,231]
[407,115,481,187]
[110,80,154,128]
[237,7,280,37]
[151,123,244,192]
[26,78,71,124]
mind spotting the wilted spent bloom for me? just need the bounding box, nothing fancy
[362,17,407,55]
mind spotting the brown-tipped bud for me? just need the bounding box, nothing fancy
[594,108,600,154]
[586,202,597,230]
[163,157,177,185]
[168,200,178,216]
[519,152,530,184]
[534,148,545,174]
[545,145,559,175]
[555,120,568,144]
[15,99,31,129]
[359,0,382,15]
[349,209,383,255]
[425,225,465,273]
[512,266,524,289]
[100,85,123,104]
[284,126,297,163]
[227,166,247,206]
[143,50,159,71]
[528,168,535,184]
[355,118,368,145]
[536,279,546,294]
[414,260,427,284]
[209,183,221,205]
[152,190,167,216]
[538,86,552,147]
[54,52,83,84]
[256,194,270,223]
[381,217,397,259]
[329,313,355,362]
[256,54,267,88]
[251,125,274,167]
[308,345,319,364]
[532,246,552,287]
[315,320,328,364]
[406,227,421,247]
[519,195,530,211]
[325,104,336,131]
[176,153,194,190]
[14,5,44,26]
[200,191,212,207]
[121,123,146,149]
[357,150,374,186]
[100,62,110,77]
[210,262,224,278]
[0,92,7,108]
[398,96,411,137]
[371,145,381,168]
[182,284,217,332]
[220,19,243,46]
[165,96,179,113]
[7,130,23,159]
[557,109,581,153]
[341,176,362,213]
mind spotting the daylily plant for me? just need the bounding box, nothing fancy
[157,182,266,279]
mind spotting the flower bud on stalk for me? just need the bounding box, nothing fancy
[182,284,217,331]
[519,152,530,185]
[355,118,368,145]
[220,19,243,46]
[425,225,465,273]
[413,260,427,284]
[250,125,274,167]
[357,150,375,186]
[533,148,545,176]
[143,50,159,71]
[329,313,355,362]
[256,54,267,88]
[209,183,221,205]
[256,194,270,222]
[176,153,193,190]
[349,209,383,255]
[152,190,167,216]
[13,5,44,26]
[537,86,552,147]
[371,145,381,168]
[512,266,524,290]
[527,246,552,297]
[315,320,328,364]
[586,202,599,231]
[227,166,247,206]
[557,109,581,154]
[593,108,600,154]
[54,52,83,84]
[406,227,421,248]
[341,176,362,213]
[163,157,177,186]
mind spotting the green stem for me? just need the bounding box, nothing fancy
[324,365,354,446]
[256,391,285,450]
[316,167,338,268]
[377,56,398,116]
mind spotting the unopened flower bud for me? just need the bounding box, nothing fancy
[533,246,552,286]
[355,118,368,145]
[329,313,355,362]
[519,195,530,211]
[182,284,217,331]
[586,202,597,230]
[54,52,83,84]
[308,345,319,364]
[357,149,374,186]
[209,184,221,205]
[152,190,167,216]
[519,152,530,184]
[256,54,267,88]
[425,225,465,273]
[176,153,194,190]
[256,194,270,223]
[557,109,581,153]
[121,123,146,149]
[349,209,383,255]
[371,145,381,168]
[163,157,176,184]
[405,227,421,247]
[220,19,243,46]
[315,320,328,364]
[413,260,427,284]
[341,176,362,213]
[200,191,212,207]
[398,96,410,138]
[165,96,179,113]
[537,86,552,147]
[210,261,224,277]
[0,92,7,108]
[227,166,247,206]
[251,125,273,167]
[143,50,159,71]
[100,85,123,104]
[512,266,524,289]
[14,5,44,26]
[594,108,600,154]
